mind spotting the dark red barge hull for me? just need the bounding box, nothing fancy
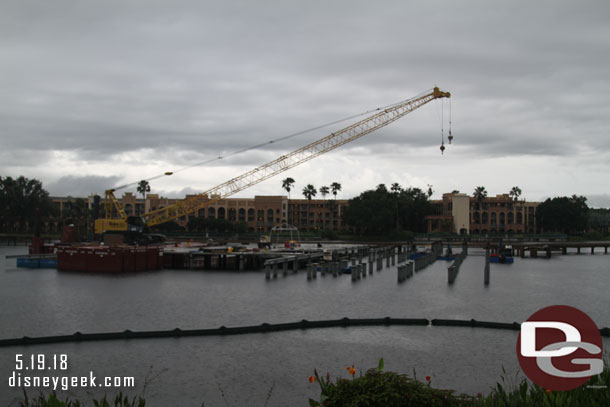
[57,246,163,272]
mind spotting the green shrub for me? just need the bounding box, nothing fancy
[308,360,474,407]
[310,359,610,407]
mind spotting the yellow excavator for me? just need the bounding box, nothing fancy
[94,87,451,242]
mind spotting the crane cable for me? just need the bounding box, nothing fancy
[448,97,453,144]
[113,89,435,192]
[440,98,445,154]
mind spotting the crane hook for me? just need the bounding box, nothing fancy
[448,130,453,144]
[440,142,446,155]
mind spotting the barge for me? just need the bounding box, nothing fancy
[56,245,163,273]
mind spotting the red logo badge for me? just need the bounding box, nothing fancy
[517,305,603,391]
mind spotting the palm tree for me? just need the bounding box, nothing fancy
[282,177,295,199]
[391,183,402,230]
[302,184,317,231]
[391,183,402,195]
[137,180,150,200]
[330,182,342,200]
[319,185,330,200]
[509,186,522,201]
[472,187,487,214]
[376,184,387,193]
[473,186,488,207]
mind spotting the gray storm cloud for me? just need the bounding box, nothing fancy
[1,0,609,201]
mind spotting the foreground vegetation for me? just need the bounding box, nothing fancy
[308,359,610,407]
[14,392,145,407]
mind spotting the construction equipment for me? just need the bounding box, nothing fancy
[95,87,451,237]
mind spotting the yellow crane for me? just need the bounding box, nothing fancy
[95,87,451,237]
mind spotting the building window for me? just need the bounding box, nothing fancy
[473,212,480,224]
[208,207,215,219]
[507,212,514,224]
[247,208,255,222]
[499,213,505,225]
[491,213,497,225]
[238,208,246,221]
[217,207,226,220]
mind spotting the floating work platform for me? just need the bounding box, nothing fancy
[16,255,57,269]
[20,241,419,273]
[437,255,456,261]
[409,252,427,260]
[56,246,163,273]
[489,254,514,264]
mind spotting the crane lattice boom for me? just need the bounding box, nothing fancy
[140,87,450,227]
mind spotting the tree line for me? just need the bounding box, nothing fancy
[0,176,94,235]
[342,183,432,236]
[536,195,590,235]
[1,174,605,237]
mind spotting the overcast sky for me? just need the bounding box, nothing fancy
[1,0,609,207]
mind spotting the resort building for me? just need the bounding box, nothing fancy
[51,193,348,233]
[186,195,349,232]
[50,191,537,235]
[426,192,539,235]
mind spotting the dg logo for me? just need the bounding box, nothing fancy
[517,305,604,391]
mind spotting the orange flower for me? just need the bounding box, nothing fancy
[425,376,431,382]
[308,376,317,383]
[546,389,551,394]
[345,365,351,371]
[349,367,356,376]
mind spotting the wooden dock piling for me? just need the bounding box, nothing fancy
[484,247,490,285]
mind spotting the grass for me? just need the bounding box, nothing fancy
[15,391,145,407]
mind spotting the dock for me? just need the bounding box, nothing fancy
[511,242,609,258]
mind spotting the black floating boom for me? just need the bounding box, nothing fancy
[1,318,608,348]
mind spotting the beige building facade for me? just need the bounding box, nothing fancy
[51,193,349,233]
[426,192,539,235]
[51,190,537,235]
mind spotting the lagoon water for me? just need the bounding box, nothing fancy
[1,245,609,406]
